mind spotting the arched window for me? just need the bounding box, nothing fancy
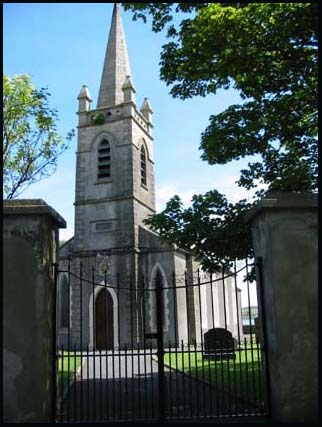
[140,145,147,186]
[60,275,69,329]
[148,266,168,332]
[98,139,110,178]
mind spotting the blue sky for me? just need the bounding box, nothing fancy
[3,2,255,238]
[4,3,258,306]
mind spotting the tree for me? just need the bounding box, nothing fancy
[124,3,318,271]
[3,74,75,199]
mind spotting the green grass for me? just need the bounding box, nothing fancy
[57,353,82,396]
[163,344,263,404]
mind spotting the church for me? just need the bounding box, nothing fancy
[58,4,243,350]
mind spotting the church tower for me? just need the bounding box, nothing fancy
[71,4,155,347]
[74,3,155,256]
[58,4,243,352]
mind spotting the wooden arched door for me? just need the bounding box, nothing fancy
[95,288,114,350]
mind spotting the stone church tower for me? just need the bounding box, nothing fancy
[74,3,155,257]
[59,4,243,350]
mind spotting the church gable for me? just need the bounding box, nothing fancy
[59,237,74,258]
[139,226,174,251]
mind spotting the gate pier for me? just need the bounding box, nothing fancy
[245,192,318,423]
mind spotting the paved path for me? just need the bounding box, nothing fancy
[58,350,248,422]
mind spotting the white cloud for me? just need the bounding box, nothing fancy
[155,184,201,212]
[155,184,178,212]
[155,178,268,212]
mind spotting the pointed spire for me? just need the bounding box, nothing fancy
[97,3,132,108]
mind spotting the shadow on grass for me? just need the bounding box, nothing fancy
[164,348,265,412]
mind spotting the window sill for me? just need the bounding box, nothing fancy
[95,178,112,185]
[141,183,148,191]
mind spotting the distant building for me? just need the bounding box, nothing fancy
[242,306,258,335]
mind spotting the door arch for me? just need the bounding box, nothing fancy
[95,288,114,350]
[89,285,118,350]
[148,263,169,332]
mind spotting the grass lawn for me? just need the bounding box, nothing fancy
[57,353,82,397]
[163,344,264,404]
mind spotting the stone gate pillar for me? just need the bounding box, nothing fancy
[3,199,66,423]
[245,193,318,423]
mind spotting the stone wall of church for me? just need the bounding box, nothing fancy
[58,249,140,350]
[76,119,133,200]
[76,200,136,251]
[131,117,155,211]
[74,116,133,252]
[74,103,154,250]
[174,252,189,344]
[138,227,191,347]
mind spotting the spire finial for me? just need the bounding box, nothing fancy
[141,97,153,123]
[77,84,92,112]
[97,3,132,108]
[122,75,136,103]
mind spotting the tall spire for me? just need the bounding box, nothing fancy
[97,3,132,108]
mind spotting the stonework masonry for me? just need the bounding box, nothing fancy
[58,4,242,350]
[245,192,318,423]
[3,200,66,422]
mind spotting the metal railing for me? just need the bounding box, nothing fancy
[52,258,270,422]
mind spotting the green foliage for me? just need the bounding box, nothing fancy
[145,192,253,272]
[124,3,318,269]
[3,74,75,199]
[92,113,105,125]
[57,352,82,396]
[125,3,317,193]
[163,346,262,405]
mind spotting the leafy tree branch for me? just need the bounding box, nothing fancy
[124,3,317,270]
[3,74,75,199]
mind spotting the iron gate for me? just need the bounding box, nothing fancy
[52,258,270,422]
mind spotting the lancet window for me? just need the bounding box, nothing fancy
[98,139,111,178]
[141,145,147,186]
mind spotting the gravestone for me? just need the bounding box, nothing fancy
[203,328,237,360]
